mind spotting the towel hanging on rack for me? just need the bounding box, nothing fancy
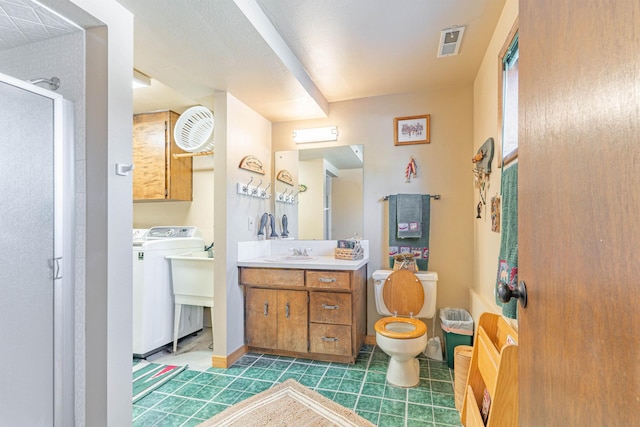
[388,194,431,271]
[397,194,423,239]
[495,163,518,319]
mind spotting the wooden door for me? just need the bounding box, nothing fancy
[519,0,640,424]
[245,288,277,349]
[277,290,308,353]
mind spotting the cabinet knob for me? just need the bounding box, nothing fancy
[318,277,337,283]
[321,336,338,342]
[285,302,290,319]
[321,304,339,310]
[263,302,268,316]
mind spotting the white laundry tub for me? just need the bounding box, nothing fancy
[166,251,214,352]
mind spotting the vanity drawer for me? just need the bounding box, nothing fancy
[306,271,350,289]
[309,292,352,325]
[309,323,352,356]
[240,268,304,287]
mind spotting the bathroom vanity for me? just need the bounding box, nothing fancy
[238,252,367,364]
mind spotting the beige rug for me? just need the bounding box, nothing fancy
[197,379,376,426]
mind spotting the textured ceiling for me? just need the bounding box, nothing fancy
[0,0,78,49]
[1,0,507,123]
[117,0,507,122]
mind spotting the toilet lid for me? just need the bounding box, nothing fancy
[374,317,427,339]
[382,269,424,316]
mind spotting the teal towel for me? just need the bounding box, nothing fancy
[397,194,423,238]
[388,195,430,271]
[495,163,518,319]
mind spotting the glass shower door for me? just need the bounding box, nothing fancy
[0,75,59,425]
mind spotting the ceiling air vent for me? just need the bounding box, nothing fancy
[438,26,465,58]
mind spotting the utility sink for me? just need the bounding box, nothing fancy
[166,251,214,353]
[166,251,214,298]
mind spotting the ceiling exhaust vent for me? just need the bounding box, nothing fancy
[438,26,465,58]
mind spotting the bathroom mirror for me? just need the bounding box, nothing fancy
[274,145,363,240]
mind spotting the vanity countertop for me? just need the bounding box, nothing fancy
[237,255,368,271]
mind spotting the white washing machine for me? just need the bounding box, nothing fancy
[133,226,205,358]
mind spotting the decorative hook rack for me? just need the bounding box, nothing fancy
[261,183,271,198]
[236,177,270,199]
[276,187,296,204]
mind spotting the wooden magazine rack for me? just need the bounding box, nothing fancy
[461,312,518,426]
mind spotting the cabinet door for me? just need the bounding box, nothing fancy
[166,110,192,201]
[277,290,308,353]
[245,288,277,349]
[133,113,168,200]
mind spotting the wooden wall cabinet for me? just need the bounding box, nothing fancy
[461,312,519,427]
[133,111,192,201]
[240,266,367,363]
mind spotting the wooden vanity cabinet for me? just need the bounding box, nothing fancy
[240,265,367,364]
[133,110,192,201]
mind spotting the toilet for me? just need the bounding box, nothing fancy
[373,269,438,387]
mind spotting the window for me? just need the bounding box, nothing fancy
[499,21,519,166]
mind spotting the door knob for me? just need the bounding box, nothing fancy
[497,280,528,308]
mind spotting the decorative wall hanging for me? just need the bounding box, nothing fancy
[239,155,265,174]
[405,156,418,183]
[491,194,501,232]
[394,115,430,146]
[276,169,294,185]
[473,137,495,218]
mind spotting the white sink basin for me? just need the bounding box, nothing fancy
[265,255,317,262]
[166,251,214,298]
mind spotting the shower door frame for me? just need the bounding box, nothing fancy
[0,71,75,426]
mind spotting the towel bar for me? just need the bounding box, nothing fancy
[383,194,440,201]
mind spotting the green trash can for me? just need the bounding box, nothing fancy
[439,308,474,369]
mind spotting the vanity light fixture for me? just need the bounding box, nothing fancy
[293,126,338,144]
[132,69,151,88]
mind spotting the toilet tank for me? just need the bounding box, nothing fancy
[372,269,438,318]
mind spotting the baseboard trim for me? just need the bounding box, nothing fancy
[211,344,248,369]
[364,335,377,346]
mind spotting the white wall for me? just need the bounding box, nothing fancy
[273,85,475,336]
[298,158,325,239]
[214,92,272,357]
[332,168,364,240]
[133,154,215,244]
[471,0,519,324]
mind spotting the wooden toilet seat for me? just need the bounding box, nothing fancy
[375,316,427,339]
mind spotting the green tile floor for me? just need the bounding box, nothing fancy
[133,345,462,427]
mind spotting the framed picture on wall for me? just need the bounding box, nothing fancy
[394,114,430,146]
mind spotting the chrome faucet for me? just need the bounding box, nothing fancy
[291,247,311,257]
[205,242,214,258]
